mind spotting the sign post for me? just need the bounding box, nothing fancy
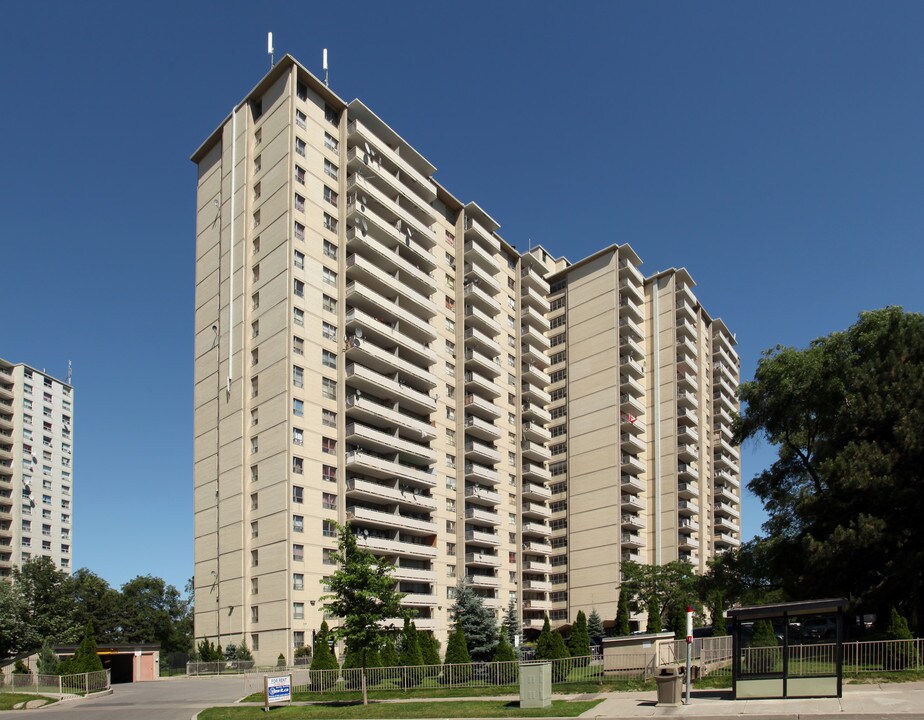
[264,673,292,712]
[684,606,693,705]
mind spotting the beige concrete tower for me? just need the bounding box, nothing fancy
[192,55,740,663]
[0,359,74,576]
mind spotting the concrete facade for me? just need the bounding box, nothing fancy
[0,359,74,576]
[191,55,740,665]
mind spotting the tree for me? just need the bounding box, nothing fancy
[568,611,591,660]
[196,638,221,662]
[310,620,339,689]
[710,593,727,636]
[451,581,497,661]
[13,557,79,647]
[418,630,441,668]
[620,561,699,633]
[736,308,924,627]
[614,590,631,636]
[37,640,59,675]
[0,578,31,658]
[493,633,515,662]
[535,617,571,682]
[746,619,780,673]
[588,609,604,643]
[502,599,520,647]
[701,541,784,610]
[886,607,917,669]
[119,575,191,656]
[236,642,253,662]
[492,634,517,685]
[71,569,121,643]
[61,622,104,674]
[444,621,471,665]
[399,619,423,667]
[646,596,662,633]
[321,522,407,704]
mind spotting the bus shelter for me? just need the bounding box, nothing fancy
[728,598,846,699]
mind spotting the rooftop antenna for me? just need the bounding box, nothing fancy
[67,360,72,385]
[323,48,329,87]
[267,32,274,68]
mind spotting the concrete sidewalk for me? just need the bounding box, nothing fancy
[578,681,924,717]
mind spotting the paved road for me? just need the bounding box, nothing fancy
[31,675,249,720]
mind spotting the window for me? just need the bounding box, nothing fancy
[445,295,455,311]
[293,336,305,356]
[446,453,455,469]
[322,377,337,400]
[551,424,567,437]
[324,104,339,124]
[446,384,455,399]
[322,322,336,340]
[250,605,260,623]
[446,274,455,290]
[252,320,259,338]
[293,399,304,417]
[323,519,337,538]
[293,573,304,591]
[294,279,305,298]
[292,428,304,446]
[551,406,567,419]
[447,565,456,578]
[551,388,567,401]
[322,409,336,427]
[322,294,336,313]
[446,428,455,443]
[551,332,566,347]
[293,365,304,388]
[324,132,338,151]
[293,603,305,620]
[296,138,306,156]
[293,544,305,562]
[251,465,259,483]
[293,486,304,504]
[293,515,304,533]
[253,236,261,254]
[445,362,455,377]
[251,550,259,567]
[445,318,455,333]
[445,407,455,421]
[294,308,305,326]
[294,250,305,269]
[295,165,306,184]
[322,267,337,286]
[323,239,337,259]
[295,193,305,212]
[324,159,338,180]
[251,292,260,311]
[323,548,337,565]
[322,465,336,483]
[293,457,304,474]
[550,369,567,383]
[251,521,258,538]
[252,210,261,228]
[295,109,307,128]
[550,442,567,456]
[297,81,308,101]
[447,542,456,556]
[253,182,261,201]
[446,520,455,533]
[550,350,566,365]
[250,436,259,453]
[323,213,338,232]
[251,634,260,651]
[322,437,336,455]
[254,154,262,173]
[446,339,456,357]
[323,186,338,207]
[322,492,337,510]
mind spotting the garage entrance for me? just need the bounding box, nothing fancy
[55,643,160,682]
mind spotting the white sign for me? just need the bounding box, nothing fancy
[264,674,292,708]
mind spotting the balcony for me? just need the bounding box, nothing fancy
[522,500,551,519]
[401,593,438,607]
[621,513,645,529]
[465,461,500,485]
[464,348,502,378]
[521,305,550,332]
[525,559,552,573]
[620,334,644,360]
[523,462,551,482]
[618,257,644,284]
[346,363,436,415]
[678,534,698,551]
[521,283,548,313]
[391,566,437,583]
[619,277,643,303]
[346,280,436,343]
[345,333,436,390]
[522,382,551,405]
[522,482,551,501]
[677,371,698,392]
[522,439,551,462]
[521,340,549,367]
[464,283,501,316]
[679,518,700,533]
[464,439,500,464]
[346,253,437,318]
[677,442,699,462]
[465,506,500,526]
[715,434,739,457]
[620,432,644,455]
[345,423,437,465]
[522,363,551,387]
[464,262,500,294]
[465,484,500,506]
[463,239,497,273]
[621,532,644,549]
[346,393,436,440]
[677,481,699,499]
[465,551,501,567]
[346,476,437,511]
[621,549,642,563]
[620,392,645,418]
[347,505,435,535]
[620,373,644,398]
[522,402,552,424]
[464,326,502,357]
[523,578,552,592]
[714,500,740,518]
[464,370,501,399]
[621,493,645,511]
[621,453,645,475]
[464,393,502,420]
[676,317,698,341]
[619,356,644,381]
[523,540,552,555]
[464,528,500,547]
[676,298,697,322]
[677,390,698,410]
[678,499,699,516]
[523,423,551,445]
[621,475,644,494]
[347,119,437,206]
[714,516,740,533]
[464,415,502,442]
[347,172,435,243]
[467,573,500,588]
[521,263,550,294]
[345,195,436,270]
[523,520,551,537]
[677,462,698,481]
[345,307,436,368]
[714,483,737,503]
[357,533,437,559]
[715,532,741,547]
[677,424,699,443]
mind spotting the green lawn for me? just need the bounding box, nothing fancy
[242,677,653,703]
[200,699,601,720]
[0,693,57,710]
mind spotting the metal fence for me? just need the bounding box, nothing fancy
[0,670,110,697]
[186,660,257,676]
[242,655,628,696]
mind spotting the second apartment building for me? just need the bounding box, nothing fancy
[192,54,740,665]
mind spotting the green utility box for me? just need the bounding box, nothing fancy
[519,662,551,708]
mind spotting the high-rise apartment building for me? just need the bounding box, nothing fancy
[192,55,740,664]
[0,359,75,576]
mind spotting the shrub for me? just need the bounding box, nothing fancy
[568,611,591,664]
[12,660,31,675]
[276,653,286,667]
[886,607,918,670]
[444,621,472,683]
[310,621,339,690]
[492,634,518,685]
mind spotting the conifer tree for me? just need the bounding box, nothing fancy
[568,611,591,662]
[444,621,472,683]
[451,582,498,661]
[587,608,605,643]
[646,597,663,633]
[615,591,631,636]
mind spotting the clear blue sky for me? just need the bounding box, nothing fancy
[2,1,923,593]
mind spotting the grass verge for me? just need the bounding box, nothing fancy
[0,693,57,710]
[199,699,601,720]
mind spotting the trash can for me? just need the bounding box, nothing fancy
[655,666,684,706]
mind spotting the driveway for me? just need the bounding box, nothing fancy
[29,675,248,720]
